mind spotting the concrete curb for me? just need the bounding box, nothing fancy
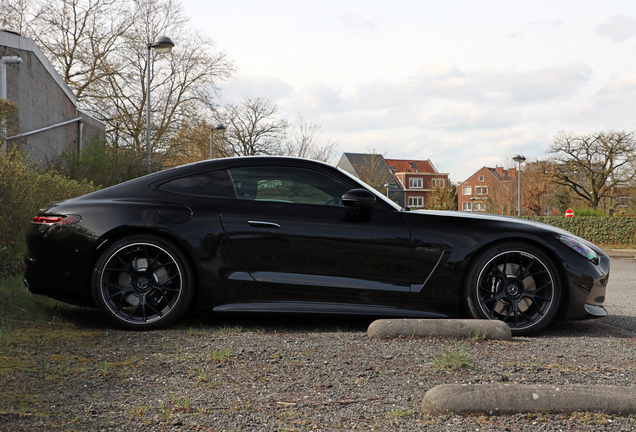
[367,319,512,341]
[421,384,636,415]
[606,249,636,259]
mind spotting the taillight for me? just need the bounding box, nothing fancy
[32,215,80,225]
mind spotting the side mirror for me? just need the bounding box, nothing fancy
[342,189,376,208]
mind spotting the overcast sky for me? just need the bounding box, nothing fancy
[180,0,636,182]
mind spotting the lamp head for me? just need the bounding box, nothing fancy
[151,36,175,54]
[512,154,526,163]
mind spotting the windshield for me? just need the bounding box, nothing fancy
[337,167,403,211]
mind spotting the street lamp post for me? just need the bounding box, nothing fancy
[146,35,174,172]
[512,154,526,216]
[210,124,226,159]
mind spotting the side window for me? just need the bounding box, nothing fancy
[157,169,236,197]
[228,166,352,206]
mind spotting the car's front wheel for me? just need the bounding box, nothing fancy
[91,235,194,330]
[463,242,561,336]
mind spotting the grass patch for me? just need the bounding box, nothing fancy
[430,345,480,373]
[0,275,76,329]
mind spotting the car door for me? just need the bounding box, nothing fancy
[219,164,413,301]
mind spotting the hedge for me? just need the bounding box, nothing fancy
[0,150,97,275]
[523,216,636,246]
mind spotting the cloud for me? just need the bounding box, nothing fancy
[221,76,292,102]
[281,82,343,114]
[524,20,563,31]
[401,62,591,103]
[595,73,636,118]
[595,14,636,42]
[340,13,382,32]
[421,106,520,131]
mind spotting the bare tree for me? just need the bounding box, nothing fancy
[29,0,132,99]
[425,180,457,210]
[521,160,553,216]
[281,113,338,163]
[349,150,393,193]
[10,0,235,158]
[221,98,287,157]
[549,131,636,209]
[1,0,36,34]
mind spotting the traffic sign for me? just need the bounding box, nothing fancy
[565,209,574,218]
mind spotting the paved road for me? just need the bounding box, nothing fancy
[599,258,636,333]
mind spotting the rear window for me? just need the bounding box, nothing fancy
[157,169,236,198]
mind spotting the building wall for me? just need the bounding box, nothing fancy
[1,30,105,165]
[459,167,516,214]
[459,167,491,212]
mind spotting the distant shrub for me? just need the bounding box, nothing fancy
[0,149,96,275]
[524,216,636,246]
[47,136,152,188]
[572,208,607,217]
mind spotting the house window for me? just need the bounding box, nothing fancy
[409,178,423,188]
[478,175,484,182]
[408,197,423,207]
[432,178,445,188]
[462,202,472,211]
[475,186,488,195]
[462,186,471,196]
[474,202,485,211]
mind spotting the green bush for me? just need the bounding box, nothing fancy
[47,136,152,189]
[0,149,96,275]
[524,216,636,246]
[572,208,607,217]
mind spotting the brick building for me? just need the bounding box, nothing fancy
[383,159,448,209]
[0,28,105,164]
[459,166,516,214]
[337,153,450,209]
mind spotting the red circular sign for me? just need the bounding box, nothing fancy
[565,209,574,218]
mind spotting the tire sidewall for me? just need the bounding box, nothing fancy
[91,235,194,330]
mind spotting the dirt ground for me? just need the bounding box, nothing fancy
[2,309,636,431]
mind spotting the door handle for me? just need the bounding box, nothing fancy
[248,220,281,228]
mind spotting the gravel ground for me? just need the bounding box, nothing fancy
[2,312,636,432]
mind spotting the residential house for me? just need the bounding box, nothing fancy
[337,152,404,205]
[337,153,450,209]
[0,28,105,164]
[383,159,449,209]
[459,166,516,214]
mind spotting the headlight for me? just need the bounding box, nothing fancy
[556,235,599,264]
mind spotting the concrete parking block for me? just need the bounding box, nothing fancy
[367,319,511,340]
[421,384,636,415]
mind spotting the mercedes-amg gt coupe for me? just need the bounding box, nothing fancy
[24,156,610,335]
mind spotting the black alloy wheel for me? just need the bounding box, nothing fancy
[463,243,561,335]
[91,235,194,330]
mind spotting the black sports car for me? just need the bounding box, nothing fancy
[24,156,610,335]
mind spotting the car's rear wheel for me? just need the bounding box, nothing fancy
[91,235,194,330]
[463,242,561,336]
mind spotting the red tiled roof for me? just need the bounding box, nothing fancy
[384,159,437,174]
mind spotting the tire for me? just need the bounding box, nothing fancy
[463,242,561,336]
[91,235,194,330]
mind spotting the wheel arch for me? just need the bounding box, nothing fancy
[87,225,201,305]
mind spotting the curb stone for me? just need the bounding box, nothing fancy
[421,384,636,415]
[367,319,512,340]
[605,249,636,259]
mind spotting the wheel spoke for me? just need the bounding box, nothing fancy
[104,285,133,301]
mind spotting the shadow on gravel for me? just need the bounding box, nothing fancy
[540,319,635,338]
[183,312,376,334]
[49,303,636,338]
